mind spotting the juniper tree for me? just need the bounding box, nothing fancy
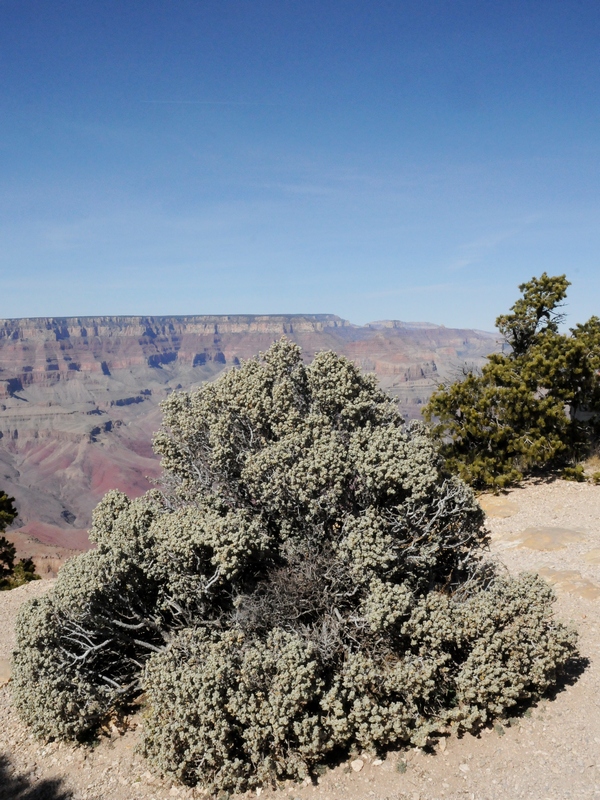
[0,492,18,581]
[0,492,39,590]
[0,490,18,532]
[0,535,16,582]
[424,273,600,488]
[12,340,576,793]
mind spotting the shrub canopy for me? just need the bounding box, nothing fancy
[424,273,600,488]
[13,340,576,793]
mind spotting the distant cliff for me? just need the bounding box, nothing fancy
[0,314,498,564]
[0,314,350,396]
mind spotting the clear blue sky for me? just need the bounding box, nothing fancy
[1,1,599,329]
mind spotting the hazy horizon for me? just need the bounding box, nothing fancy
[0,310,496,331]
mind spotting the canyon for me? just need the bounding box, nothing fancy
[0,314,498,572]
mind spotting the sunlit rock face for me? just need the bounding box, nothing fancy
[0,314,497,563]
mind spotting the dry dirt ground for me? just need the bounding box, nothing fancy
[1,478,599,800]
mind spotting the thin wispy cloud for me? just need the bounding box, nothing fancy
[139,100,271,105]
[258,181,334,197]
[365,283,455,299]
[448,216,542,272]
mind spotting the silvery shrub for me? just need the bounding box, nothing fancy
[12,340,576,793]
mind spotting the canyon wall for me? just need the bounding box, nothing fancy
[0,314,498,571]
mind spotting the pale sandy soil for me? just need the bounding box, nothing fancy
[1,479,599,800]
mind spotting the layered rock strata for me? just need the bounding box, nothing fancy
[0,314,498,564]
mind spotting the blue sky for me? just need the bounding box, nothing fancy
[1,1,599,329]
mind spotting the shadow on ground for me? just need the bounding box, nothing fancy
[0,754,72,800]
[547,654,590,701]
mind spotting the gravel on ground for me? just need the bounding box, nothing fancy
[1,478,599,800]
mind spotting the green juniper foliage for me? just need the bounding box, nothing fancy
[0,492,39,590]
[12,340,576,792]
[0,534,16,581]
[0,491,18,532]
[424,273,600,488]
